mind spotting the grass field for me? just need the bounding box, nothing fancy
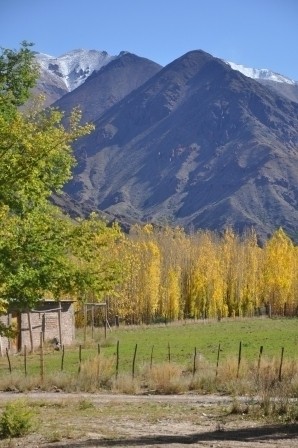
[0,317,297,380]
[0,317,297,445]
[98,316,298,366]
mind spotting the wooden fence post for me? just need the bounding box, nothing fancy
[78,344,82,373]
[83,304,87,344]
[91,304,95,340]
[27,311,34,353]
[42,313,46,342]
[132,344,138,379]
[58,301,63,346]
[237,341,242,378]
[168,342,171,363]
[104,303,108,339]
[40,332,44,382]
[5,348,11,373]
[24,345,27,376]
[116,340,119,379]
[215,343,221,378]
[61,345,65,372]
[278,347,284,382]
[150,345,154,369]
[257,345,263,380]
[193,347,197,376]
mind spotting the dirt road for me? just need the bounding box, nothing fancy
[0,392,297,447]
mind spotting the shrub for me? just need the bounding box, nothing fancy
[147,362,188,394]
[77,355,114,391]
[112,373,141,394]
[0,400,35,438]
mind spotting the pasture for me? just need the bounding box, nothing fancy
[0,317,297,383]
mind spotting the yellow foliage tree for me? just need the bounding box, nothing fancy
[262,228,295,314]
[138,241,161,323]
[219,228,240,316]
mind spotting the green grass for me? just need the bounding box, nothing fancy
[98,316,298,367]
[0,317,297,381]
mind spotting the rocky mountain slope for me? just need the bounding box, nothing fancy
[35,49,298,107]
[226,61,298,103]
[53,52,162,123]
[33,49,115,106]
[37,49,298,241]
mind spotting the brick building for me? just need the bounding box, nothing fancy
[0,300,75,354]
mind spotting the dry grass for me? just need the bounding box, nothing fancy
[0,353,297,419]
[144,362,189,394]
[112,373,141,394]
[77,355,115,391]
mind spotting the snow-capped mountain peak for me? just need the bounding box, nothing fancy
[225,61,296,85]
[35,49,116,91]
[35,49,297,99]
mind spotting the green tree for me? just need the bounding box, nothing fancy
[0,204,76,310]
[0,43,96,336]
[67,213,123,301]
[0,41,39,118]
[0,100,92,214]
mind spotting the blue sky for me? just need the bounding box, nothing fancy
[1,0,298,80]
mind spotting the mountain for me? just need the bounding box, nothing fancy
[53,52,162,123]
[58,50,298,241]
[36,49,115,90]
[226,61,298,104]
[34,49,116,105]
[35,49,298,240]
[34,49,298,107]
[226,61,296,85]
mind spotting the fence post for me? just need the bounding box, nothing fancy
[61,345,65,371]
[215,343,221,378]
[5,348,11,373]
[83,305,87,344]
[150,345,154,369]
[91,304,95,340]
[116,340,119,379]
[27,311,34,353]
[278,347,284,382]
[104,302,108,339]
[24,345,27,376]
[168,342,171,363]
[257,345,263,381]
[40,332,44,382]
[132,344,138,379]
[193,347,197,376]
[78,344,82,373]
[237,341,242,378]
[58,301,63,346]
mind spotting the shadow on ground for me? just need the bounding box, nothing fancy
[44,423,298,446]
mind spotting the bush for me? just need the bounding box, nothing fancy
[77,355,114,391]
[0,400,35,438]
[112,373,141,394]
[147,362,188,394]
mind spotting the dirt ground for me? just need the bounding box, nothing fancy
[0,392,297,447]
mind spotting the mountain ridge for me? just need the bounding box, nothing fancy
[35,48,298,241]
[35,48,297,89]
